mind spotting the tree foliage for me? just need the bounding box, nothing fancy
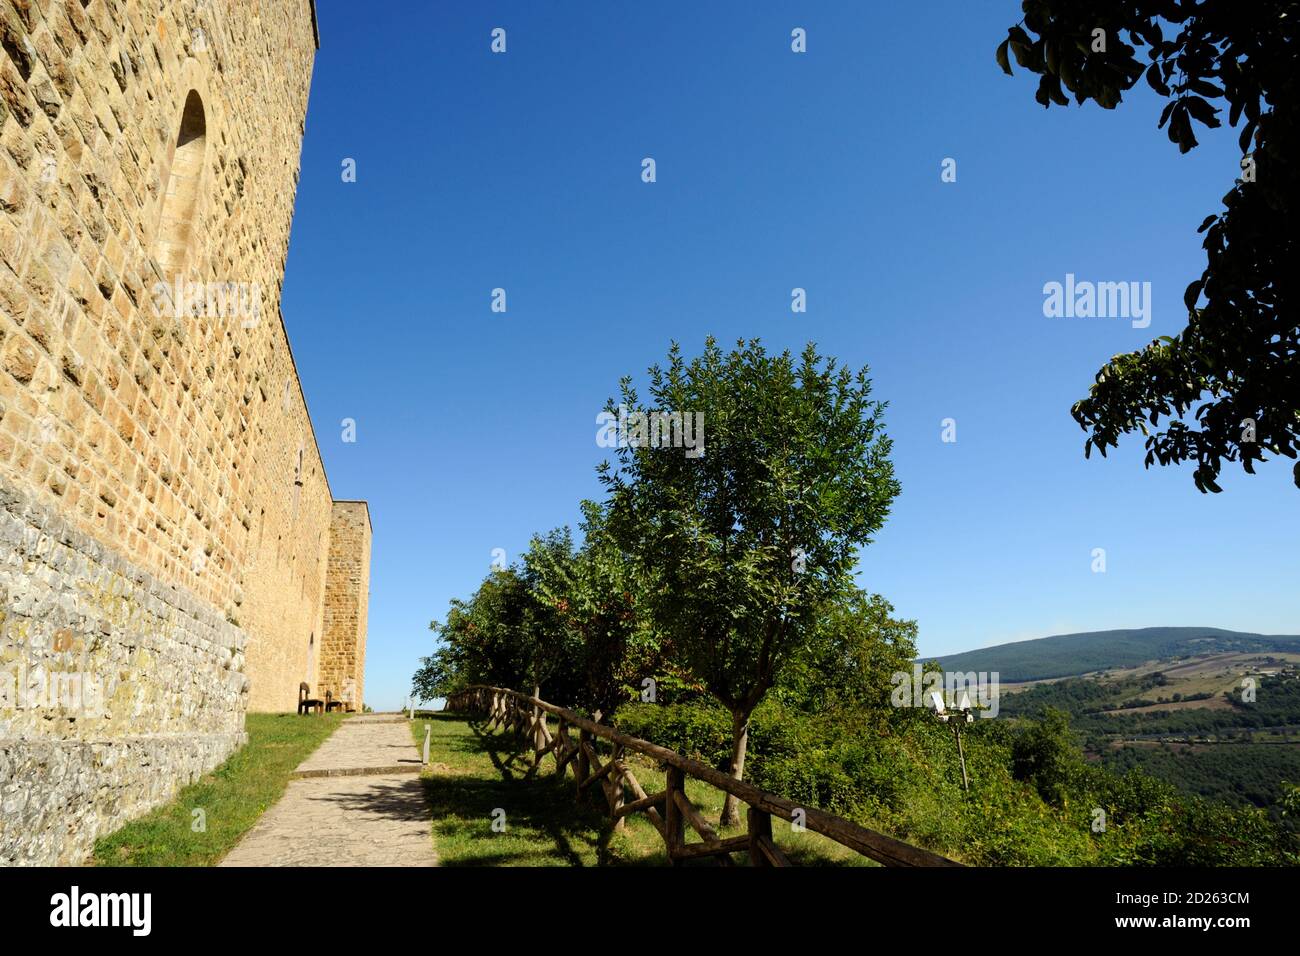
[413,504,669,717]
[524,501,666,717]
[599,337,900,822]
[615,683,1299,864]
[776,589,918,714]
[1010,707,1089,807]
[999,0,1299,491]
[412,557,582,705]
[600,338,900,717]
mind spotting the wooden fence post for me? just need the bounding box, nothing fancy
[532,686,544,765]
[609,745,626,832]
[576,727,590,799]
[555,716,571,776]
[748,806,772,866]
[664,766,686,865]
[746,805,791,866]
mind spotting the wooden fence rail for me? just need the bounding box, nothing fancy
[444,684,960,868]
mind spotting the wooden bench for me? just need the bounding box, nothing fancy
[297,682,324,715]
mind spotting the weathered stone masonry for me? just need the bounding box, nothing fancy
[320,500,370,712]
[0,479,247,864]
[0,0,369,864]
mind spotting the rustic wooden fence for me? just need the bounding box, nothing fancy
[444,684,959,867]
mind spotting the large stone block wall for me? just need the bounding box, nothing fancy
[0,477,248,864]
[0,1,365,864]
[319,500,370,710]
[0,0,325,643]
[0,0,330,716]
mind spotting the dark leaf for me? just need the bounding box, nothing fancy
[1145,63,1170,96]
[1008,26,1035,69]
[1170,108,1197,152]
[1238,118,1257,153]
[996,38,1012,75]
[1185,95,1221,128]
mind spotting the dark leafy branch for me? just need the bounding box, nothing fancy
[999,0,1299,491]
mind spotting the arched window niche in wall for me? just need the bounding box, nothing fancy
[154,90,207,282]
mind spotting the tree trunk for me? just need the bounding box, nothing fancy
[720,708,751,827]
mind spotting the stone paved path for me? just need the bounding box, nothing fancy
[219,714,438,867]
[292,713,423,778]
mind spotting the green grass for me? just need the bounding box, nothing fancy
[410,713,870,866]
[92,713,344,866]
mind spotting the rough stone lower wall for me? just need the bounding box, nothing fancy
[319,500,370,710]
[0,477,247,865]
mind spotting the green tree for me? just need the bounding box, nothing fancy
[600,338,900,824]
[998,1,1299,491]
[525,501,663,717]
[413,559,580,705]
[777,588,918,714]
[1011,707,1088,808]
[410,611,464,702]
[516,529,586,699]
[1281,780,1300,820]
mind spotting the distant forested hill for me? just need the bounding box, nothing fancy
[928,627,1300,682]
[1100,742,1300,818]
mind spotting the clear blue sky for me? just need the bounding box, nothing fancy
[281,2,1300,711]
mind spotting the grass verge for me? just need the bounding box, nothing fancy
[92,712,344,866]
[410,712,869,866]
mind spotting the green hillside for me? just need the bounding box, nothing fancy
[928,627,1300,682]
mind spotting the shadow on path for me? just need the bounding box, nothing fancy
[308,775,433,823]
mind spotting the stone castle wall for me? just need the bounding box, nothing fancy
[0,478,247,864]
[319,500,370,709]
[0,0,368,864]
